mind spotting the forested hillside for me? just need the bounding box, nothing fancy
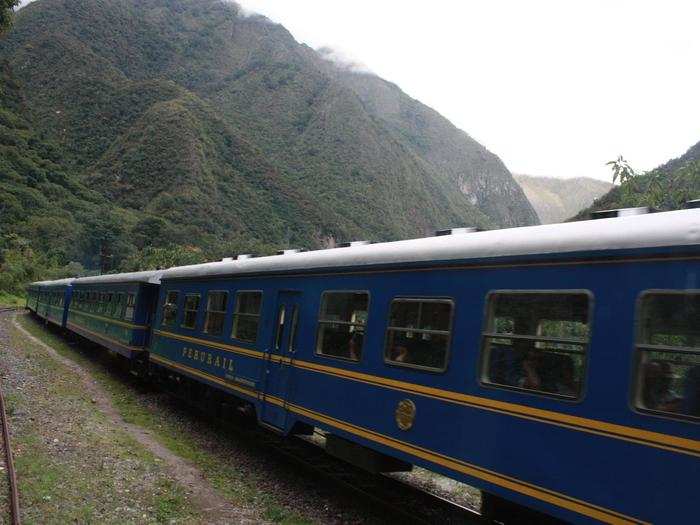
[0,0,537,283]
[514,175,612,223]
[573,142,700,220]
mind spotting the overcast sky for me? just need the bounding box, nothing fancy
[18,0,700,181]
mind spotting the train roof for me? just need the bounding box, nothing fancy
[73,270,163,286]
[28,278,75,288]
[27,281,50,289]
[161,208,700,281]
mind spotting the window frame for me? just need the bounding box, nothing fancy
[106,292,116,317]
[478,289,594,403]
[383,296,454,373]
[162,290,180,327]
[289,305,300,353]
[231,290,263,344]
[124,292,136,321]
[114,292,124,319]
[180,293,201,330]
[98,293,106,314]
[315,290,371,364]
[274,304,286,351]
[630,289,700,423]
[203,290,229,337]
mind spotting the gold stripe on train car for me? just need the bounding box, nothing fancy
[68,310,148,330]
[290,359,700,457]
[151,330,700,456]
[67,322,145,354]
[283,400,649,525]
[149,354,258,399]
[153,330,264,359]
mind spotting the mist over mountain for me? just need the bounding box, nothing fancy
[0,0,537,270]
[514,175,612,224]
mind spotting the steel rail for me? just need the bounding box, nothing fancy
[0,311,21,525]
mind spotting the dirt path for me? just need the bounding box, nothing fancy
[11,313,258,524]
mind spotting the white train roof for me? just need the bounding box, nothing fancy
[73,270,163,285]
[161,209,700,280]
[30,278,75,288]
[27,281,51,288]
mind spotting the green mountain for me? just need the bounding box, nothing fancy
[0,60,137,266]
[514,175,612,224]
[0,0,537,275]
[573,142,700,220]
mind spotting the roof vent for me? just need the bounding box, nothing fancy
[221,257,234,262]
[684,199,700,209]
[276,248,304,255]
[236,254,254,260]
[435,227,479,237]
[337,240,371,248]
[591,207,651,219]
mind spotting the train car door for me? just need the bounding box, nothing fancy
[260,290,302,430]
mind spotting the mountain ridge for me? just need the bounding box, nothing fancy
[1,0,538,274]
[514,175,612,224]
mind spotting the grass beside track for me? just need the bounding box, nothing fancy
[16,314,314,524]
[6,315,196,524]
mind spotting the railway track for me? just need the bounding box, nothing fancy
[160,386,488,524]
[0,310,21,525]
[256,431,487,525]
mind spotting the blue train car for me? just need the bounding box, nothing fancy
[25,282,45,313]
[35,279,74,327]
[67,271,162,359]
[149,209,699,525]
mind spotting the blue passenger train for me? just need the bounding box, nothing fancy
[66,271,162,359]
[27,208,700,524]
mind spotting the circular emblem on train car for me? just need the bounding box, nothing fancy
[395,399,416,431]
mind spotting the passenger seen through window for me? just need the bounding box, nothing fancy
[482,292,590,399]
[636,292,700,418]
[385,299,453,371]
[316,292,369,361]
[162,291,179,326]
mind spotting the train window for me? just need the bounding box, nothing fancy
[106,293,115,316]
[96,293,104,313]
[162,291,179,327]
[316,291,369,362]
[181,294,201,330]
[204,291,228,336]
[232,291,262,343]
[384,298,453,371]
[124,293,136,321]
[634,292,700,420]
[481,292,590,399]
[115,293,125,318]
[289,305,299,353]
[275,305,286,351]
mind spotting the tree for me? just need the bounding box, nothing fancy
[606,156,636,193]
[120,245,207,272]
[0,0,20,35]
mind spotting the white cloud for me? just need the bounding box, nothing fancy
[317,46,372,74]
